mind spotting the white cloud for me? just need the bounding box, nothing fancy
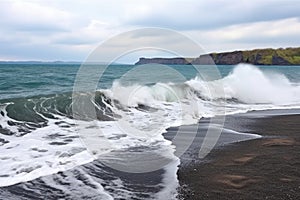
[185,17,300,53]
[218,18,300,40]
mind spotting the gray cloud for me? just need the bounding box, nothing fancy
[125,0,300,30]
[54,37,97,45]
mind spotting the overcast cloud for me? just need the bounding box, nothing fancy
[0,0,300,63]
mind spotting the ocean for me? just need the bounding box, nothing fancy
[0,63,300,199]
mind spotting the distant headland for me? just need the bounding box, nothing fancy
[0,61,82,64]
[135,47,300,65]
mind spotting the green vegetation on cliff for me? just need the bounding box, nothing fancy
[240,47,300,65]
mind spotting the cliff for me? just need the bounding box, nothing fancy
[135,47,300,65]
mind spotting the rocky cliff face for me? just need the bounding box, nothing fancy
[209,51,244,65]
[135,47,300,65]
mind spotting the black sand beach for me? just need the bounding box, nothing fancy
[176,110,300,200]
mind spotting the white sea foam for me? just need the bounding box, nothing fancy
[190,64,300,104]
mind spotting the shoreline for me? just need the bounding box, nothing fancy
[0,109,299,199]
[176,110,300,199]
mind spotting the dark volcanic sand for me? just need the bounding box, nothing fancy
[177,112,300,200]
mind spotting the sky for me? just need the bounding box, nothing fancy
[0,0,300,63]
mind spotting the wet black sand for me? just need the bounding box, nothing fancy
[176,110,300,200]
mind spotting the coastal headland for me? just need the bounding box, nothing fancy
[135,47,300,65]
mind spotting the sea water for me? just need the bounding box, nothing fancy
[0,63,300,199]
